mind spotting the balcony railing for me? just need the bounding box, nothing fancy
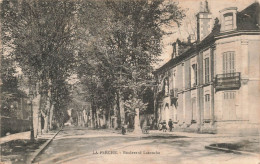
[170,88,178,99]
[215,72,241,91]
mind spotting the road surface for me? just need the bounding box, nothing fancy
[34,126,259,164]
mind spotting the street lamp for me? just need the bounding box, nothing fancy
[29,91,34,141]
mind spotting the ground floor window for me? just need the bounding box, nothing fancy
[224,92,235,99]
[191,97,197,121]
[204,94,211,120]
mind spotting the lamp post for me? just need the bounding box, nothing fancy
[29,91,34,141]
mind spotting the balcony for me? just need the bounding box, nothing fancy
[170,88,178,100]
[215,72,241,91]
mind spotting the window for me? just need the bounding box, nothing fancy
[191,97,196,120]
[204,94,211,120]
[164,79,169,96]
[213,49,216,77]
[205,94,210,102]
[223,92,235,99]
[169,71,172,90]
[223,51,235,75]
[191,64,198,86]
[224,13,233,30]
[204,57,210,83]
[172,70,176,89]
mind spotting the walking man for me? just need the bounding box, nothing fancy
[168,119,173,132]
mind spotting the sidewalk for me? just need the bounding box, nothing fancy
[0,131,30,145]
[0,130,61,164]
[0,130,60,144]
[148,130,260,155]
[31,129,62,163]
[37,130,60,140]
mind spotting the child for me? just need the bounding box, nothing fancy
[162,120,167,132]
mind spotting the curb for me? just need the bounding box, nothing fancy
[30,128,63,163]
[205,145,259,156]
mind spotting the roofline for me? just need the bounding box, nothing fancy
[154,30,260,74]
[219,7,237,13]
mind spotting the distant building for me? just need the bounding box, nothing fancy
[154,2,260,135]
[1,90,30,119]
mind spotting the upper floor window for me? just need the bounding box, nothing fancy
[172,69,176,88]
[191,64,198,86]
[224,13,233,30]
[205,94,210,102]
[219,7,237,32]
[164,79,169,96]
[223,51,235,75]
[204,57,210,83]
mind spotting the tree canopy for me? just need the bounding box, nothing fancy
[1,0,185,129]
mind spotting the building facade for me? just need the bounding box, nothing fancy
[154,2,260,135]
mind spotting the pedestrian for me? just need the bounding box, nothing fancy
[162,120,167,132]
[168,119,173,132]
[122,124,127,135]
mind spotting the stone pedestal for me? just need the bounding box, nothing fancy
[133,108,142,134]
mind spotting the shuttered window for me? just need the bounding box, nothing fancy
[191,64,198,86]
[223,51,235,76]
[224,13,233,30]
[204,57,210,83]
[204,94,210,119]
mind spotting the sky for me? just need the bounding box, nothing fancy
[156,0,258,68]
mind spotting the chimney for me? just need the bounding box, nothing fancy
[171,40,179,59]
[196,0,213,41]
[187,34,196,43]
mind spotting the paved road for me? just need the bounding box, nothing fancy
[35,126,259,164]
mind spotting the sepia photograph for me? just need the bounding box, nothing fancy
[0,0,259,163]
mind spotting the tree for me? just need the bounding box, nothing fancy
[103,0,185,130]
[0,55,18,93]
[75,0,185,130]
[1,0,185,132]
[1,0,77,134]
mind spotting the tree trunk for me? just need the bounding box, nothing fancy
[95,109,98,129]
[32,94,41,137]
[38,112,42,135]
[46,105,51,132]
[117,91,124,128]
[45,88,52,132]
[42,98,51,133]
[37,94,42,136]
[107,106,111,129]
[91,109,94,128]
[119,96,125,126]
[83,109,87,127]
[43,115,49,133]
[49,104,54,130]
[78,112,80,126]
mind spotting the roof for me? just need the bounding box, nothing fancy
[154,2,260,74]
[171,39,193,59]
[237,2,260,31]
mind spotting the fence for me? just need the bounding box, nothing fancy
[0,116,31,137]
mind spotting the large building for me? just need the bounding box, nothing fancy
[154,2,260,135]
